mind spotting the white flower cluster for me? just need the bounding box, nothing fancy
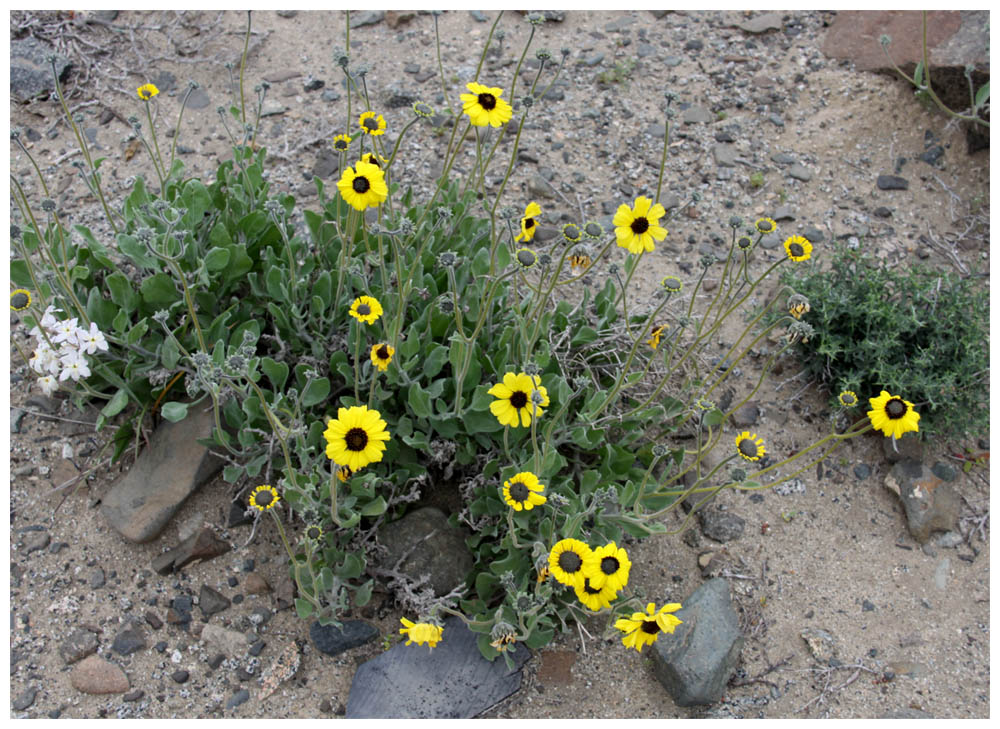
[28,305,108,395]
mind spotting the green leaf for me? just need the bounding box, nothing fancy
[112,309,130,334]
[294,598,315,619]
[203,247,231,271]
[338,553,363,580]
[73,225,115,268]
[354,579,374,608]
[161,336,180,369]
[913,61,924,88]
[974,80,990,108]
[9,259,33,288]
[360,496,387,516]
[571,325,599,347]
[702,408,725,427]
[100,389,129,418]
[422,344,449,378]
[126,318,149,345]
[160,401,189,422]
[408,383,433,418]
[140,273,179,306]
[106,272,139,311]
[223,465,244,483]
[301,377,331,407]
[260,357,289,389]
[117,233,158,269]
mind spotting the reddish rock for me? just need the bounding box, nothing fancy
[822,11,963,73]
[385,10,416,29]
[151,527,231,575]
[70,655,129,695]
[244,573,271,595]
[537,650,577,686]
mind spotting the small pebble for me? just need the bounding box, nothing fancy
[171,669,190,684]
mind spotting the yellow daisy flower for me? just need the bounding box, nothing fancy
[615,602,683,652]
[349,295,383,325]
[548,538,598,589]
[332,134,352,152]
[502,471,547,511]
[838,390,858,408]
[783,235,812,262]
[249,484,280,511]
[575,576,620,611]
[735,431,765,462]
[647,324,666,350]
[336,465,354,483]
[589,542,631,592]
[755,217,777,234]
[487,372,549,428]
[613,196,667,254]
[137,83,159,100]
[399,618,443,649]
[359,110,386,136]
[867,390,920,439]
[370,343,395,372]
[323,405,391,471]
[337,160,388,211]
[514,202,542,242]
[10,289,32,311]
[460,82,513,127]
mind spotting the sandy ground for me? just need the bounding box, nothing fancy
[7,9,990,719]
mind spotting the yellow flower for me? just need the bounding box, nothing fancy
[490,631,517,652]
[323,405,391,471]
[460,82,513,127]
[502,471,547,511]
[359,111,387,136]
[399,618,443,649]
[613,196,667,254]
[349,295,383,325]
[589,542,631,592]
[735,431,765,462]
[360,151,388,169]
[575,576,620,611]
[615,602,683,652]
[755,217,777,234]
[337,161,388,211]
[536,566,550,584]
[647,324,665,350]
[789,302,809,319]
[783,235,812,262]
[487,372,549,428]
[838,390,858,408]
[514,202,541,242]
[548,538,598,589]
[568,254,591,273]
[332,134,352,152]
[370,343,395,372]
[336,465,354,483]
[867,390,920,439]
[249,484,280,511]
[137,83,159,100]
[10,289,31,311]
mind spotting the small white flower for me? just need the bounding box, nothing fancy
[58,351,91,381]
[40,305,61,330]
[77,321,109,355]
[30,344,60,376]
[37,375,59,396]
[52,317,80,346]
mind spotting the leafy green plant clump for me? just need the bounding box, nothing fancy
[781,245,988,438]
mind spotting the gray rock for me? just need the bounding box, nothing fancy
[377,507,473,596]
[933,531,964,549]
[651,578,744,706]
[773,205,795,221]
[112,626,146,656]
[931,462,958,482]
[582,52,605,67]
[346,616,530,718]
[172,669,190,683]
[100,404,225,543]
[934,557,951,590]
[11,37,72,101]
[788,163,813,181]
[604,16,636,32]
[758,232,781,250]
[185,87,211,110]
[698,507,746,543]
[770,152,796,165]
[414,70,436,83]
[227,689,251,709]
[664,56,683,67]
[386,87,419,109]
[712,143,737,167]
[25,394,59,413]
[767,113,785,127]
[202,624,249,657]
[638,43,656,58]
[310,620,379,656]
[153,70,177,93]
[881,709,935,719]
[70,655,129,695]
[853,463,872,480]
[60,628,99,664]
[527,174,555,200]
[276,10,297,18]
[877,174,909,190]
[23,530,50,554]
[262,70,300,83]
[304,76,325,92]
[730,403,759,427]
[11,407,26,433]
[349,11,384,29]
[403,62,420,74]
[89,567,106,589]
[885,460,960,543]
[199,585,231,618]
[682,106,715,124]
[737,13,783,34]
[321,89,341,103]
[12,687,37,711]
[801,627,839,665]
[152,527,230,575]
[469,10,489,23]
[312,149,338,180]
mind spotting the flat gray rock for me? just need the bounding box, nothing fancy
[100,404,224,543]
[377,507,473,596]
[736,13,783,34]
[310,620,379,656]
[682,106,715,124]
[885,459,960,543]
[651,578,744,706]
[346,616,530,718]
[11,37,72,101]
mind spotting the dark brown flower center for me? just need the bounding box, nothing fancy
[366,155,382,168]
[11,292,29,309]
[363,116,380,130]
[307,526,321,539]
[585,223,602,236]
[509,391,528,409]
[738,236,752,248]
[630,217,650,235]
[508,480,530,503]
[789,243,804,257]
[334,140,348,150]
[600,556,620,575]
[582,578,602,595]
[345,427,369,451]
[376,345,390,360]
[516,250,536,267]
[885,398,907,419]
[357,303,371,316]
[524,218,535,229]
[255,490,274,507]
[477,92,497,110]
[352,175,371,193]
[640,619,661,635]
[738,439,759,458]
[759,220,773,231]
[558,550,582,573]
